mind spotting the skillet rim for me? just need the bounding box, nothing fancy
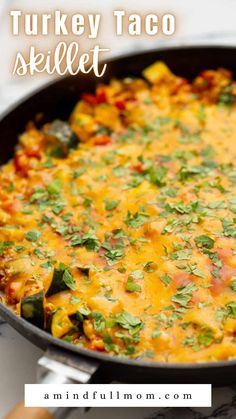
[1,44,236,372]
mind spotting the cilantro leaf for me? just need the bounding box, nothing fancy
[47,179,62,195]
[197,329,213,347]
[171,283,197,307]
[105,200,119,211]
[25,230,41,242]
[125,211,149,228]
[91,311,105,331]
[227,301,236,318]
[0,241,14,256]
[160,274,172,286]
[195,235,215,250]
[115,311,142,332]
[63,269,77,291]
[148,166,167,187]
[125,276,141,293]
[230,278,236,292]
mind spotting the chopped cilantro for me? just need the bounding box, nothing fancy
[160,274,172,286]
[105,200,119,210]
[115,311,142,332]
[91,311,105,331]
[25,230,41,242]
[62,268,77,291]
[197,329,213,347]
[230,278,236,292]
[148,166,167,187]
[151,330,161,339]
[105,249,124,261]
[125,211,149,228]
[178,165,202,182]
[47,179,62,195]
[113,166,127,177]
[70,295,81,305]
[221,218,236,238]
[227,301,236,318]
[125,276,141,293]
[195,235,215,250]
[0,241,14,256]
[103,332,120,353]
[183,335,195,347]
[144,261,157,272]
[171,283,197,307]
[80,230,100,251]
[177,263,205,278]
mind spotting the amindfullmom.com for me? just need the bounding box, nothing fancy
[25,384,211,407]
[43,390,192,401]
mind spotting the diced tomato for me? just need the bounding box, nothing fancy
[115,100,126,110]
[96,89,107,104]
[0,273,6,290]
[4,198,22,214]
[213,248,236,287]
[94,135,112,146]
[14,154,22,171]
[14,153,29,176]
[199,70,215,86]
[109,237,120,247]
[132,162,144,173]
[90,339,105,351]
[98,248,107,259]
[217,248,233,262]
[211,277,224,295]
[82,90,107,106]
[174,273,190,288]
[6,281,22,305]
[82,93,98,106]
[95,347,105,352]
[25,146,41,158]
[171,78,188,94]
[219,265,236,283]
[190,292,200,305]
[14,150,38,176]
[211,258,236,295]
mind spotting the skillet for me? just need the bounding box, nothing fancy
[1,47,236,399]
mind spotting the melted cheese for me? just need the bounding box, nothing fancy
[1,63,236,363]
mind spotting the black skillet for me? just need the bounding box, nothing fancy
[1,47,236,417]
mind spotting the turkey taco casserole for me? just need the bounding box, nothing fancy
[1,62,236,363]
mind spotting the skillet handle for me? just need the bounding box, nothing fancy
[4,371,74,419]
[4,346,100,419]
[5,403,53,419]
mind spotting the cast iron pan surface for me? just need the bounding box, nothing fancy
[1,46,236,384]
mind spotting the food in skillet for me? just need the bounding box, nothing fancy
[1,62,236,363]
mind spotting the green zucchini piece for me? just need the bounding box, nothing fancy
[21,291,44,328]
[51,308,74,338]
[47,119,79,155]
[46,264,77,297]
